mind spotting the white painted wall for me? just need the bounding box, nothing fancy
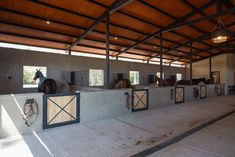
[0,47,185,94]
[186,53,235,85]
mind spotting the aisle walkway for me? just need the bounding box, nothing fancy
[1,95,235,157]
[147,114,235,157]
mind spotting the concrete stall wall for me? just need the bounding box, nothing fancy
[226,53,235,85]
[148,84,221,109]
[80,89,132,123]
[0,93,43,138]
[0,84,224,139]
[186,53,235,85]
[0,89,131,139]
[0,47,185,94]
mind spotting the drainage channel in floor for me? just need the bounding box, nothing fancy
[130,109,235,157]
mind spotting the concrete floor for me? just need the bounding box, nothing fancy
[0,95,235,157]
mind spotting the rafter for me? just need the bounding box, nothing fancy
[0,21,195,60]
[193,49,235,63]
[146,7,235,60]
[66,0,134,51]
[168,21,235,63]
[140,0,213,48]
[0,31,189,62]
[115,0,217,56]
[90,0,209,51]
[181,0,225,52]
[28,1,204,53]
[169,38,235,64]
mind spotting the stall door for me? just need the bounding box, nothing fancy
[175,87,184,104]
[132,89,148,112]
[200,85,207,99]
[43,93,80,129]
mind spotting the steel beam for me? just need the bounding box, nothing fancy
[105,14,110,89]
[190,43,193,85]
[138,0,212,49]
[209,49,212,84]
[169,28,235,64]
[0,30,189,62]
[141,0,214,48]
[193,50,235,63]
[66,0,133,51]
[217,0,222,12]
[0,7,205,56]
[181,0,225,52]
[0,19,197,60]
[89,0,208,52]
[114,0,217,56]
[159,32,163,86]
[118,6,235,57]
[149,33,210,60]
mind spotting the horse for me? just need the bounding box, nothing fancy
[156,77,174,86]
[114,79,131,89]
[33,69,57,94]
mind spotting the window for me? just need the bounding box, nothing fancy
[23,66,47,88]
[129,71,139,85]
[176,73,183,81]
[89,69,104,86]
[156,72,164,79]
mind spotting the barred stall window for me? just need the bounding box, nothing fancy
[156,72,165,79]
[23,66,47,88]
[176,73,183,81]
[89,69,104,86]
[129,71,139,85]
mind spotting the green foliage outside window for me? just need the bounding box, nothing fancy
[23,66,47,88]
[89,69,104,86]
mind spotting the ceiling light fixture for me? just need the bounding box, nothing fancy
[211,17,229,43]
[114,36,118,40]
[46,20,50,24]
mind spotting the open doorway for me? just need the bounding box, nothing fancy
[212,71,220,84]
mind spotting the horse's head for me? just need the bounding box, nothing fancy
[33,69,42,80]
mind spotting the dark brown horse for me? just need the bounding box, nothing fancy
[156,77,174,86]
[33,70,57,94]
[114,79,131,89]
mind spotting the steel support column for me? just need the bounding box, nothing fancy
[209,49,212,84]
[105,14,110,89]
[159,32,163,86]
[190,43,193,85]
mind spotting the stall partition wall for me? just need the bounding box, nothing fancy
[0,93,43,139]
[0,84,225,139]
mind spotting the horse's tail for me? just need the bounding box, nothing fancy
[43,79,57,94]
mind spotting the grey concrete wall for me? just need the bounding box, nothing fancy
[0,47,185,94]
[0,89,132,138]
[148,84,224,110]
[184,85,200,102]
[186,53,235,85]
[226,53,235,86]
[0,84,224,139]
[0,93,43,138]
[148,87,175,109]
[80,89,132,123]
